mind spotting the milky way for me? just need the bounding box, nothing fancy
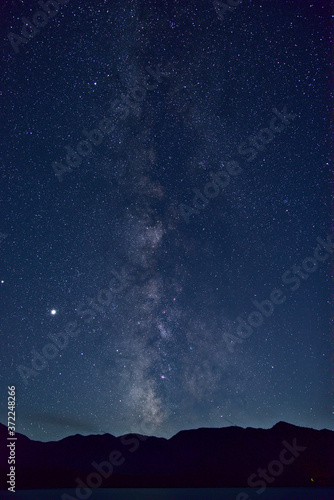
[0,0,332,441]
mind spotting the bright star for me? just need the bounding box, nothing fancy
[50,309,57,315]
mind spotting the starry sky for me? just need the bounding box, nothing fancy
[0,0,333,442]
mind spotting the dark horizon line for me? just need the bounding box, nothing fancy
[1,419,333,444]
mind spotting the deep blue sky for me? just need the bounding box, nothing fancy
[0,0,333,441]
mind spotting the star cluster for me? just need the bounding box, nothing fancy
[0,0,332,441]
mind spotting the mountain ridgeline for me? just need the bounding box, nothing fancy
[0,421,333,490]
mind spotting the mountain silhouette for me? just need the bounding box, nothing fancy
[0,421,333,489]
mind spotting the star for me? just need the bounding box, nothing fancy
[0,0,330,443]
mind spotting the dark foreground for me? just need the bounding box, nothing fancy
[0,488,334,500]
[0,421,333,489]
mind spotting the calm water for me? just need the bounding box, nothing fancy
[0,489,333,500]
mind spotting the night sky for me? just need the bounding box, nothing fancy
[1,0,333,442]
